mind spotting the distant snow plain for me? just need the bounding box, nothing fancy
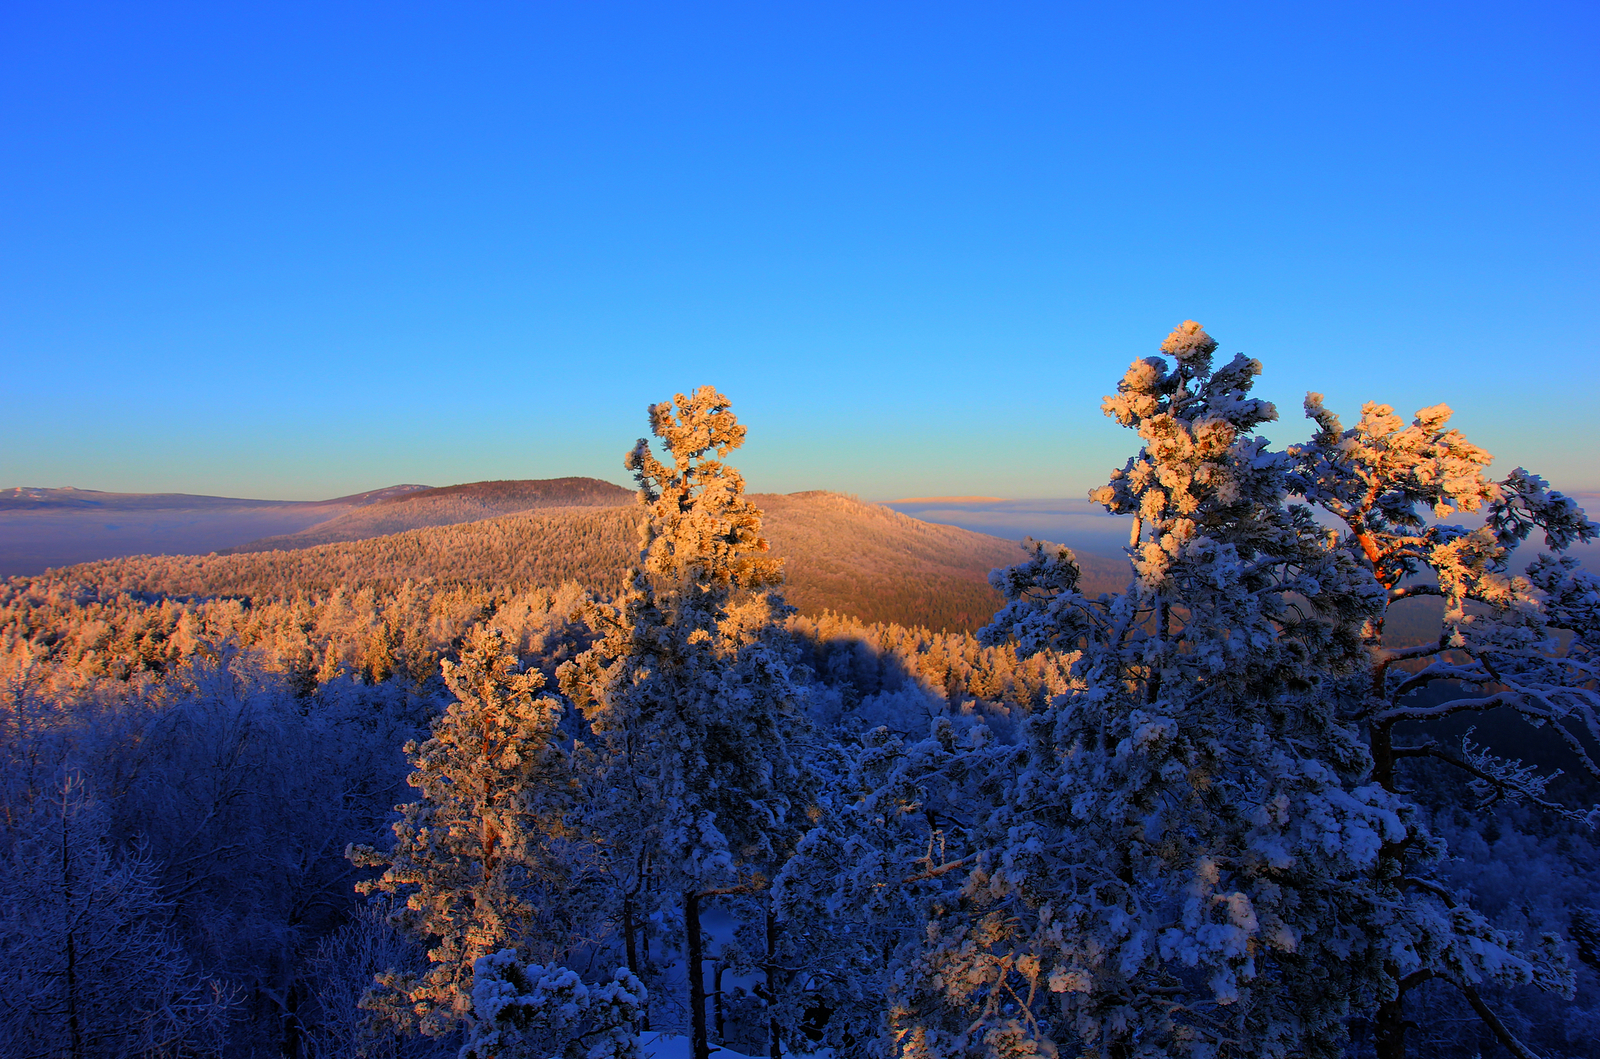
[883,498,1135,556]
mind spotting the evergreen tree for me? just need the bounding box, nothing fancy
[0,776,233,1059]
[349,626,585,1039]
[895,322,1540,1058]
[559,386,810,1059]
[1287,390,1597,1056]
[772,716,1015,1059]
[459,950,648,1059]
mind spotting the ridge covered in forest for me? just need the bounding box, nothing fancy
[44,489,1131,633]
[227,477,637,552]
[5,334,1600,1059]
[0,484,431,510]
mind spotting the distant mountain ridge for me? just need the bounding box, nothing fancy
[216,483,1131,626]
[0,479,634,577]
[0,484,432,511]
[371,478,633,507]
[229,477,636,552]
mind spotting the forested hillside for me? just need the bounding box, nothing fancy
[0,540,1069,1056]
[230,477,635,551]
[56,490,1109,633]
[4,329,1598,1059]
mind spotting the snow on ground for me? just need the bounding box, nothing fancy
[639,1032,756,1059]
[638,1032,831,1059]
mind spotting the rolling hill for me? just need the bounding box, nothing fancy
[49,490,1132,632]
[229,477,636,551]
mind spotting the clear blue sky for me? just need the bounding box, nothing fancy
[3,1,1596,500]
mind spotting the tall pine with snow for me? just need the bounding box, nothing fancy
[1286,389,1597,1056]
[349,626,587,1039]
[890,322,1554,1058]
[559,386,810,1059]
[772,715,1018,1056]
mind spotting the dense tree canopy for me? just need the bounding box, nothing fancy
[1,328,1596,1059]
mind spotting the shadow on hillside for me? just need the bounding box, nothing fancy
[781,617,1041,745]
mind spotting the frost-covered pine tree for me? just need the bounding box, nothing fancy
[349,626,586,1040]
[558,387,810,1059]
[1288,394,1598,790]
[771,714,1016,1058]
[900,321,1465,1058]
[1286,390,1597,1056]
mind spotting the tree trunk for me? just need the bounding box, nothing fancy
[638,872,651,1030]
[765,907,782,1059]
[686,890,710,1059]
[62,803,82,1059]
[1147,599,1169,704]
[1374,975,1405,1059]
[282,982,303,1059]
[623,893,639,974]
[1372,719,1396,791]
[1370,633,1395,791]
[66,922,82,1059]
[714,960,726,1043]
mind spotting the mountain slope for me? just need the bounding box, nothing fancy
[230,477,635,551]
[755,492,1125,628]
[55,492,1127,632]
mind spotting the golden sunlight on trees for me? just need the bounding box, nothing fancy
[3,329,1597,1059]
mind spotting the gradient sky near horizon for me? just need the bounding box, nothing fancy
[3,1,1596,501]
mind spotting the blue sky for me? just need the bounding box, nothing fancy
[3,1,1596,501]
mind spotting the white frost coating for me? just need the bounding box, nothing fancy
[880,322,1409,1056]
[876,322,1586,1058]
[348,627,582,1038]
[554,388,813,1049]
[558,386,811,899]
[460,950,648,1059]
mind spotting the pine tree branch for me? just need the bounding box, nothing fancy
[1458,983,1544,1059]
[1376,641,1445,664]
[1373,690,1520,727]
[903,855,975,884]
[697,885,759,898]
[1398,875,1457,907]
[1388,584,1442,603]
[1391,742,1578,817]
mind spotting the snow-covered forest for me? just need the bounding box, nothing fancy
[3,323,1598,1058]
[30,488,1036,635]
